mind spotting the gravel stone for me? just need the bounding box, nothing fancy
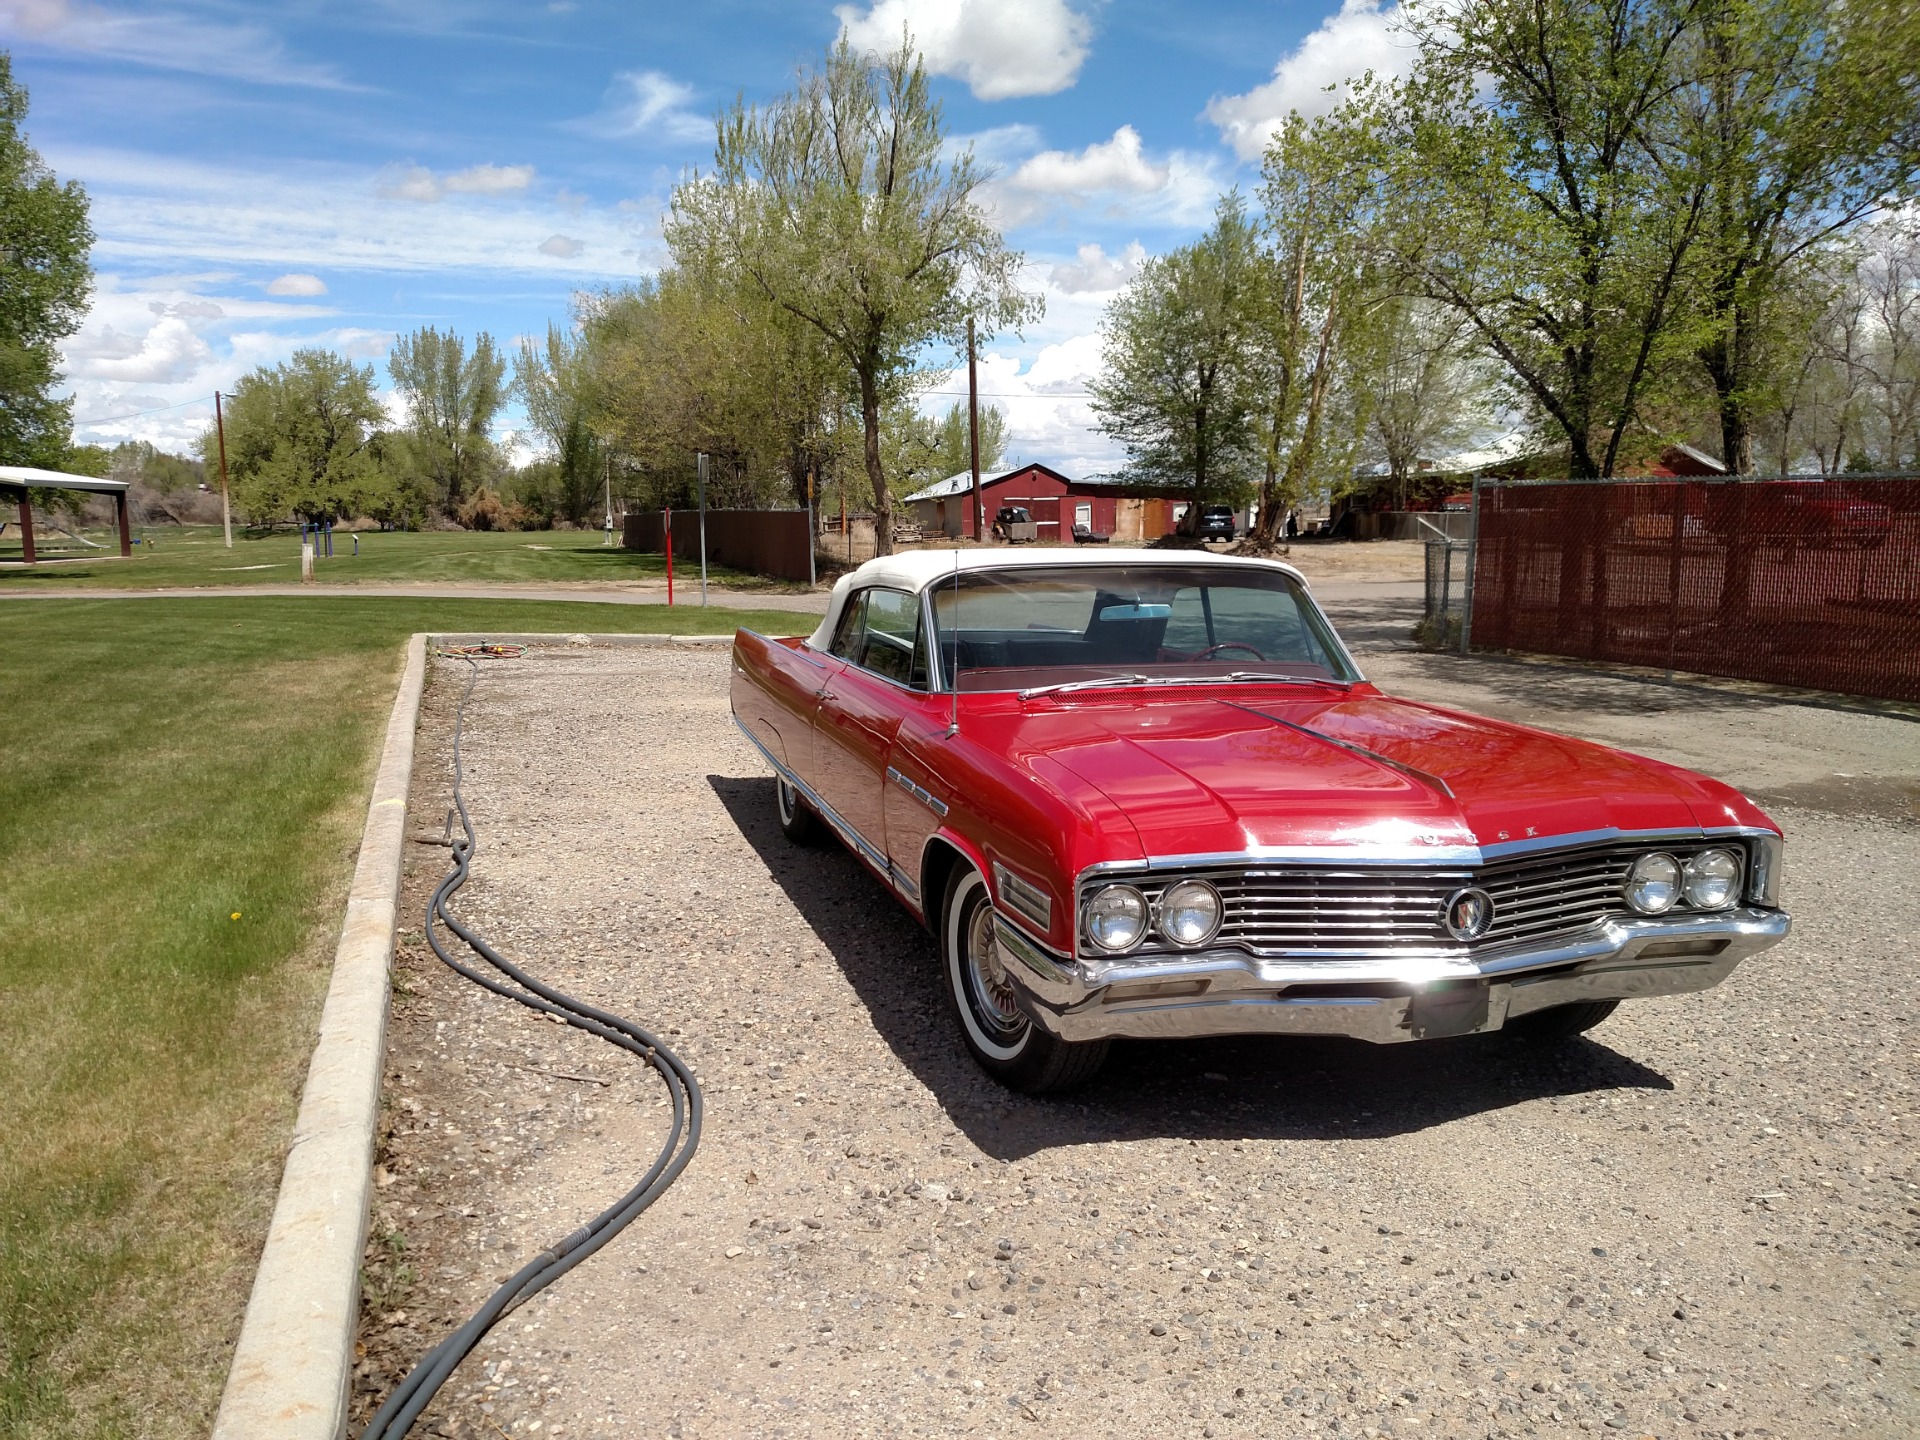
[348,639,1919,1440]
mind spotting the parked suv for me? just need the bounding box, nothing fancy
[1196,505,1237,541]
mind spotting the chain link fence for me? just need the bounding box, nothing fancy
[1460,475,1920,703]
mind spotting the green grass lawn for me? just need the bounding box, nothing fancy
[0,596,797,1439]
[0,525,783,591]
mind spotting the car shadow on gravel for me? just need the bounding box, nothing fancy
[710,774,1674,1162]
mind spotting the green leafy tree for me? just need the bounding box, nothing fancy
[582,272,850,512]
[107,439,202,492]
[926,399,1006,479]
[1092,196,1266,531]
[208,349,389,525]
[1679,0,1920,473]
[514,322,604,526]
[387,326,507,516]
[1377,0,1711,477]
[0,53,92,472]
[65,442,108,476]
[1358,298,1495,504]
[1248,117,1392,543]
[670,38,1038,554]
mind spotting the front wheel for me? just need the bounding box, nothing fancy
[1504,999,1619,1042]
[774,775,824,845]
[941,866,1108,1093]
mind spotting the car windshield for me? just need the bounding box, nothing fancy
[928,564,1357,693]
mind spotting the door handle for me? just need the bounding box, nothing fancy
[818,689,836,701]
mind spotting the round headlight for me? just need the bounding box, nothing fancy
[1683,848,1741,909]
[1625,853,1681,913]
[1158,879,1223,947]
[1086,884,1148,951]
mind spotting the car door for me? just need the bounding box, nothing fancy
[735,629,843,790]
[812,587,924,870]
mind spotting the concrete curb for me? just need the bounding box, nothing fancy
[212,633,427,1440]
[431,630,737,647]
[211,630,742,1439]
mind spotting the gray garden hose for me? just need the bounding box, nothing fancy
[359,652,703,1440]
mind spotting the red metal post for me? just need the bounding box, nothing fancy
[664,507,674,606]
[116,491,131,556]
[16,490,34,564]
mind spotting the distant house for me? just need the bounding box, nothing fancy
[901,464,1196,542]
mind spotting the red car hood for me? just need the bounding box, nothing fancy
[990,686,1760,862]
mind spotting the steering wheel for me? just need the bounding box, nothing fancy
[1194,641,1266,661]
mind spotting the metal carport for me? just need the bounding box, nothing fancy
[0,467,133,563]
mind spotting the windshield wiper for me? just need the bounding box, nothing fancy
[1225,671,1355,689]
[1017,673,1149,699]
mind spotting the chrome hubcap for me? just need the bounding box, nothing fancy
[965,901,1025,1036]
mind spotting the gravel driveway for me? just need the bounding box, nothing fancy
[352,636,1917,1440]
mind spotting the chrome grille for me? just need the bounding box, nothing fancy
[1109,839,1738,958]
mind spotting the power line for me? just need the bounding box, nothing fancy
[922,388,1096,400]
[72,394,217,426]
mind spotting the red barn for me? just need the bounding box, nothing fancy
[902,464,1190,543]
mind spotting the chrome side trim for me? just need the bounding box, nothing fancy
[885,764,950,817]
[990,860,1054,931]
[1228,702,1456,799]
[731,713,894,881]
[1079,827,1755,879]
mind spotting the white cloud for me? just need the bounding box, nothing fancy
[980,128,1224,231]
[0,0,352,88]
[1206,0,1417,161]
[1049,241,1147,295]
[265,273,327,297]
[376,162,535,203]
[538,234,583,258]
[1008,127,1167,196]
[444,163,535,195]
[67,314,212,384]
[45,147,658,289]
[836,0,1092,101]
[579,69,710,143]
[376,164,445,203]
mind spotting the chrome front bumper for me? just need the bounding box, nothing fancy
[991,907,1790,1045]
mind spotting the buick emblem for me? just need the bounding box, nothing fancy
[1442,887,1495,941]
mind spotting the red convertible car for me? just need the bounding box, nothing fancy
[731,551,1789,1092]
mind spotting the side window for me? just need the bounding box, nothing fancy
[859,588,927,688]
[828,591,866,660]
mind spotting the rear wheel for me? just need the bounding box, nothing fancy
[774,775,824,845]
[1504,999,1619,1042]
[942,866,1108,1093]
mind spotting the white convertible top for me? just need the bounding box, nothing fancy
[805,546,1311,650]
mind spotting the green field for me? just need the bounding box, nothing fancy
[0,525,779,591]
[0,596,794,1439]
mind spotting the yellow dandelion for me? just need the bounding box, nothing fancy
[230,912,242,921]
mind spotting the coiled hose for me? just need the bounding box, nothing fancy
[360,651,703,1440]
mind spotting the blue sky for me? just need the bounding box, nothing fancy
[5,0,1418,474]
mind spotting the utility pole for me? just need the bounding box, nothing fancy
[967,316,982,541]
[696,450,710,606]
[214,390,233,549]
[602,454,614,547]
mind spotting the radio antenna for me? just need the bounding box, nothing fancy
[946,547,961,737]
